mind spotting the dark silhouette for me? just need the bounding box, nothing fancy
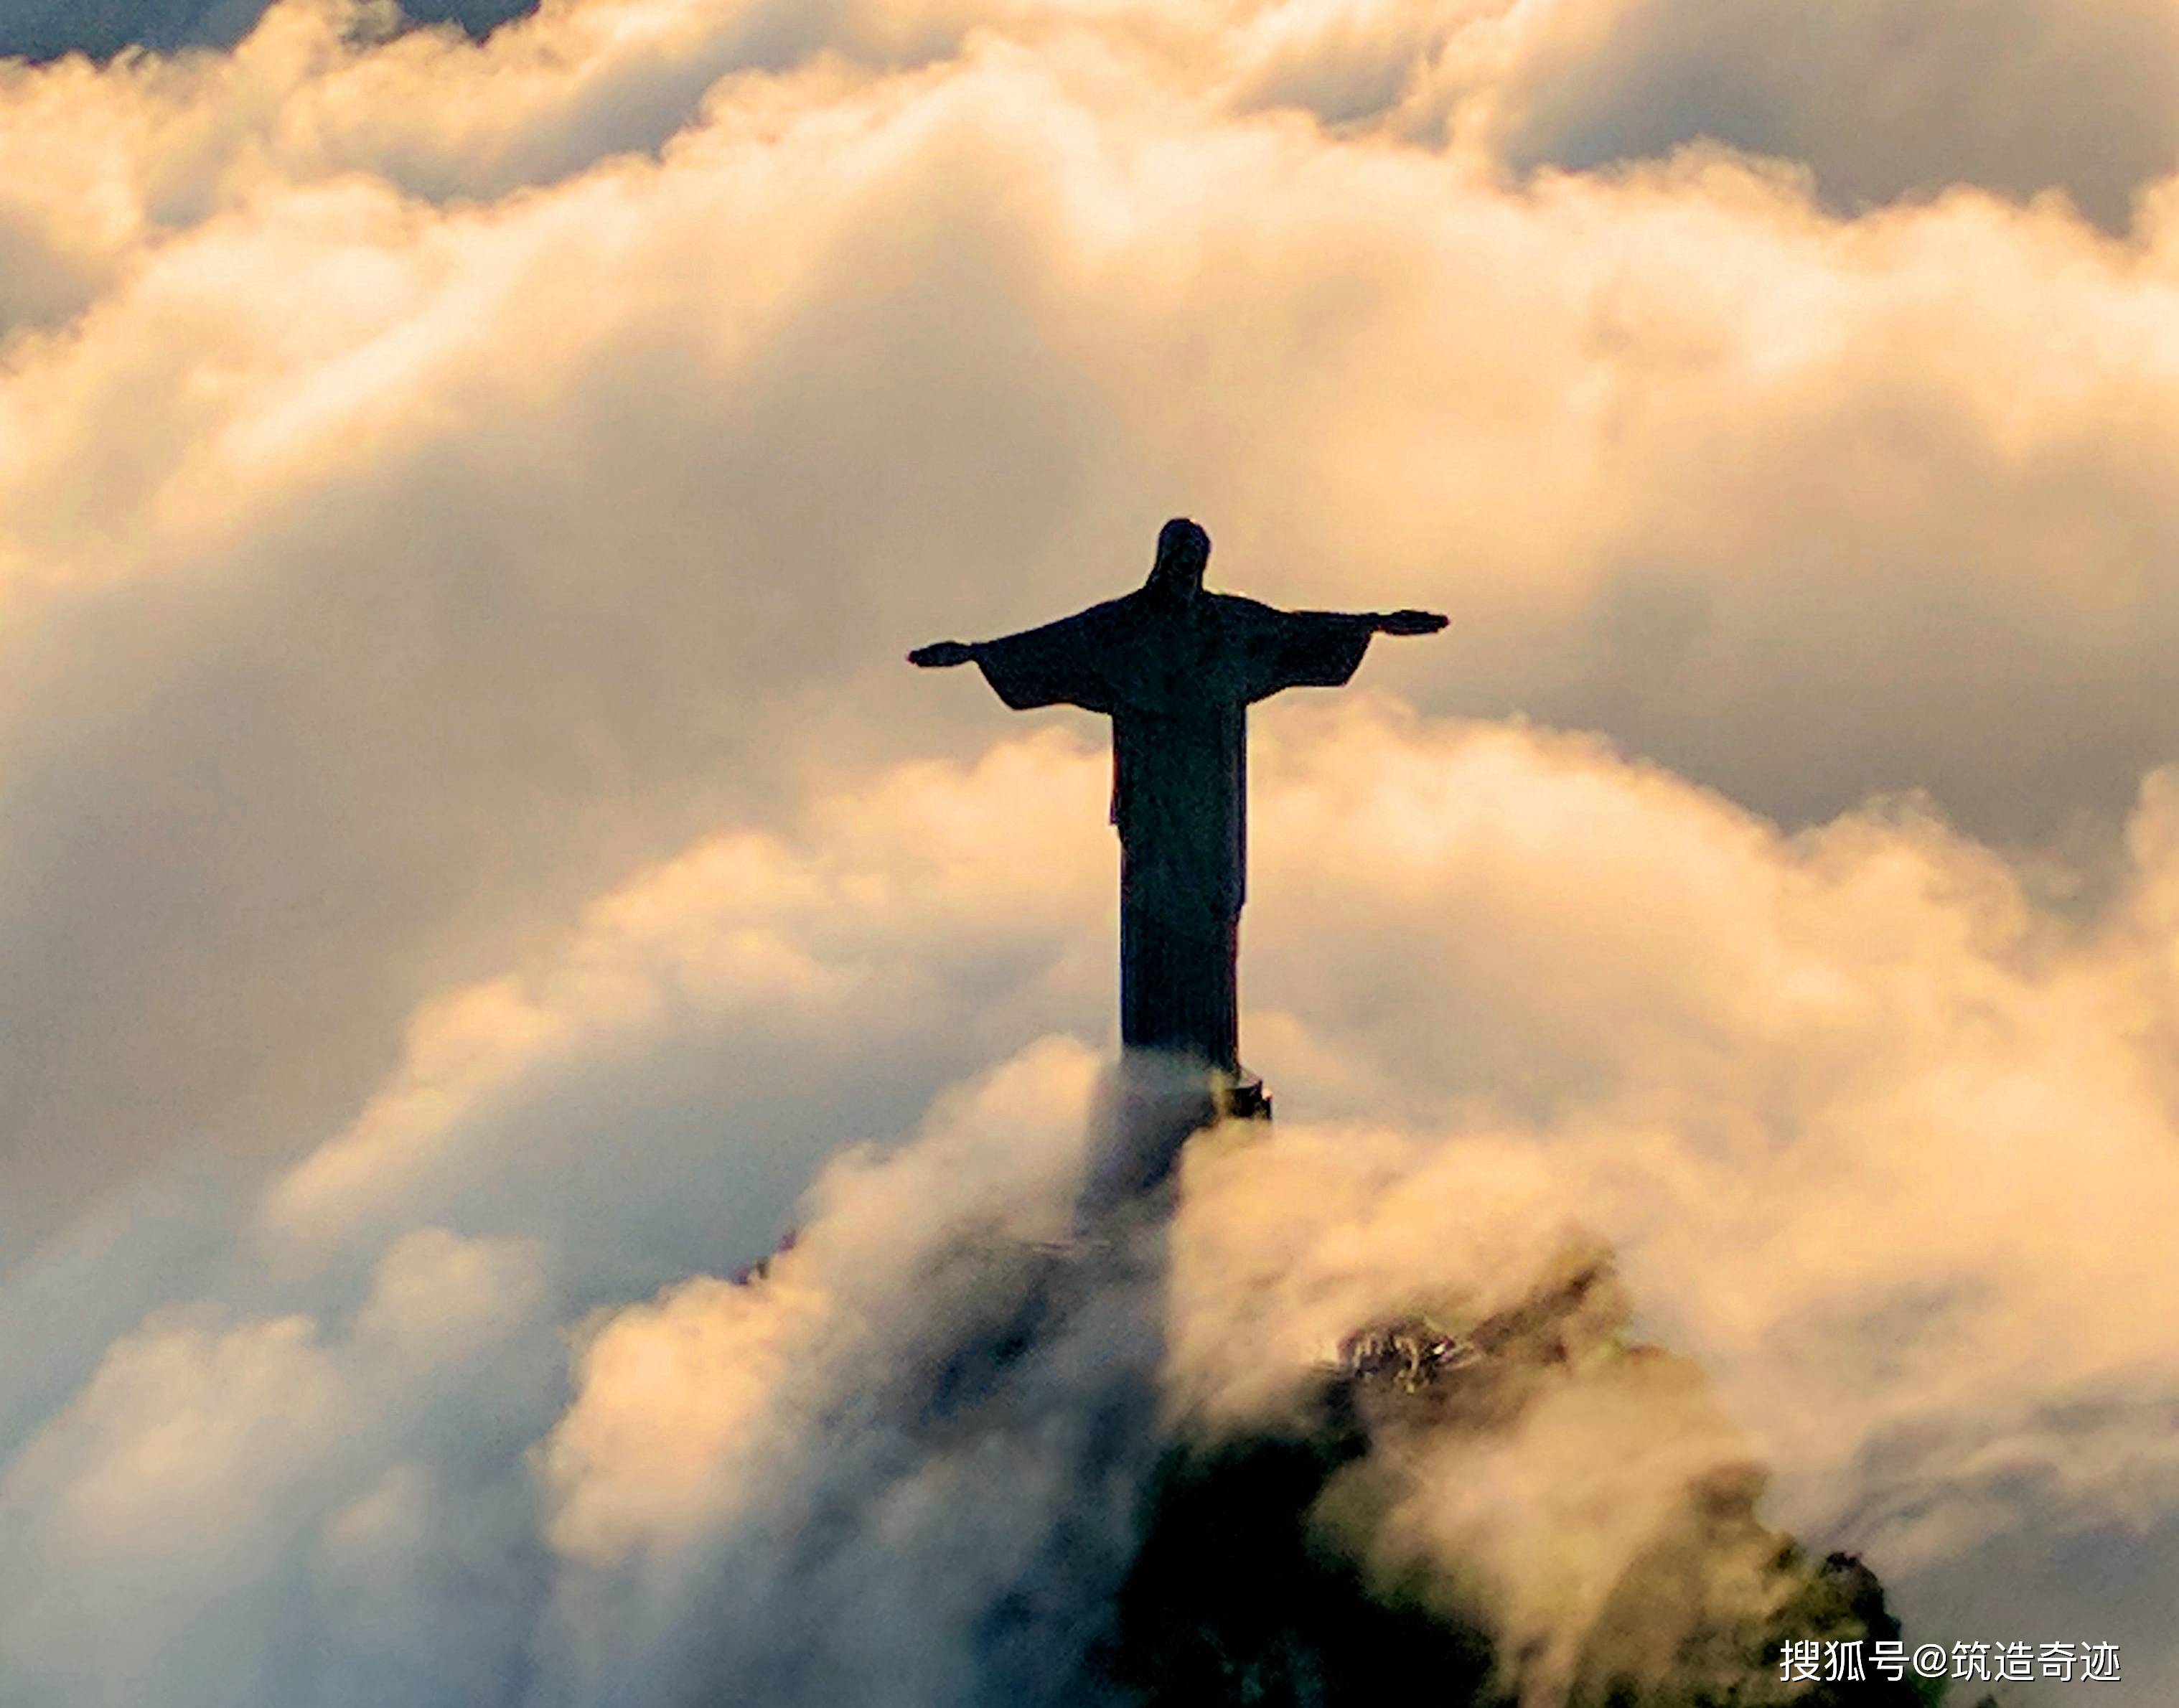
[912,518,1445,1094]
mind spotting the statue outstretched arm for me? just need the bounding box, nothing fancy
[909,610,1113,712]
[1239,603,1446,701]
[1285,609,1449,637]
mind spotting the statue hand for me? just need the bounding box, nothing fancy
[909,640,978,667]
[1377,609,1448,636]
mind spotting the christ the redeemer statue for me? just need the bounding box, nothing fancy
[911,517,1445,1095]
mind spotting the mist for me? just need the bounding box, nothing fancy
[6,1,2178,1702]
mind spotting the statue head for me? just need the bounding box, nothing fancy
[1146,517,1211,601]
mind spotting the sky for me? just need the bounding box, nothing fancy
[5,0,2179,1702]
[0,0,535,62]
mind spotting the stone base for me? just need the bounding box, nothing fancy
[1222,1071,1273,1123]
[1074,1056,1274,1226]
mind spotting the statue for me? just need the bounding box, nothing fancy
[911,517,1445,1105]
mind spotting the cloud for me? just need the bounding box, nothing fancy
[254,732,1117,1304]
[1471,0,2179,233]
[14,0,2179,1252]
[533,1042,1156,1708]
[3,717,2178,1699]
[0,720,1128,1702]
[0,1225,562,1708]
[1236,706,2179,1549]
[6,2,2179,1700]
[1219,0,2179,233]
[0,999,1148,1707]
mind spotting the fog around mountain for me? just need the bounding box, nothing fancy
[4,2,2178,1702]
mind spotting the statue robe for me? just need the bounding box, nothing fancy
[972,589,1374,1074]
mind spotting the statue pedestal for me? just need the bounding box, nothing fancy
[1075,1056,1271,1226]
[1224,1071,1273,1123]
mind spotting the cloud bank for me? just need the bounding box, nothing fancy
[1233,0,2179,231]
[11,0,2179,1240]
[7,717,2179,1702]
[5,0,2179,1702]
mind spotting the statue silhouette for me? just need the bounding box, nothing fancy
[912,518,1445,1099]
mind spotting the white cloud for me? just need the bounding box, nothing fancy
[5,1,2179,1700]
[4,717,2178,1699]
[11,0,2179,1244]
